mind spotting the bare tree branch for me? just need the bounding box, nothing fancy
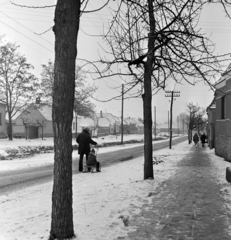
[10,1,55,8]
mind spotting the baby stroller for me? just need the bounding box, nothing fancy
[83,147,101,173]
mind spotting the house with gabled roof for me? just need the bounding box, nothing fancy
[124,117,144,134]
[10,103,53,139]
[96,111,121,136]
[212,63,231,160]
[72,115,96,137]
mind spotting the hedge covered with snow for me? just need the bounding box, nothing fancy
[0,137,168,161]
[0,139,143,160]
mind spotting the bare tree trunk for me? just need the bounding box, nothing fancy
[188,128,192,144]
[8,113,13,140]
[142,75,153,179]
[143,0,155,180]
[169,91,174,149]
[49,1,80,239]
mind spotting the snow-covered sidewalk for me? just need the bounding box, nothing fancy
[0,140,193,240]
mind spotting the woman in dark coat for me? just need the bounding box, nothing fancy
[200,133,207,148]
[76,127,97,172]
[193,132,199,147]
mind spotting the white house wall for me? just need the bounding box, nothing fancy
[38,121,53,137]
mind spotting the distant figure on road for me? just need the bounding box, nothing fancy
[193,132,199,148]
[200,133,207,148]
[76,127,97,172]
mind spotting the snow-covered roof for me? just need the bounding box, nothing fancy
[222,63,231,76]
[6,110,22,121]
[124,117,143,126]
[207,96,216,111]
[215,63,231,89]
[97,112,120,124]
[78,117,95,127]
[98,117,110,127]
[38,105,52,121]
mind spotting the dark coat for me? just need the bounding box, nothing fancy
[87,152,97,166]
[76,129,97,154]
[193,134,199,143]
[200,134,207,144]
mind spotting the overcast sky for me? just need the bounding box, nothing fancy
[0,1,231,124]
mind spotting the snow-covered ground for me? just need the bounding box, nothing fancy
[3,134,228,240]
[208,148,231,215]
[0,139,193,240]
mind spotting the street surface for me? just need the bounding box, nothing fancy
[0,136,187,195]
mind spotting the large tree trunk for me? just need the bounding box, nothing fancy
[142,72,153,179]
[143,0,155,180]
[49,1,80,239]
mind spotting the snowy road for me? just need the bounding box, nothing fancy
[0,135,187,195]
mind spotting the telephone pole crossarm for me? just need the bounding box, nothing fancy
[165,90,180,149]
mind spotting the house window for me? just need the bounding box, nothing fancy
[221,96,226,119]
[0,112,2,125]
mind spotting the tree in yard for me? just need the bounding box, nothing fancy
[178,112,187,135]
[180,103,207,144]
[0,41,38,140]
[96,0,231,179]
[40,60,96,113]
[40,60,96,137]
[40,59,54,104]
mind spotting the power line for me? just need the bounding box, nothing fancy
[0,10,54,46]
[0,18,54,53]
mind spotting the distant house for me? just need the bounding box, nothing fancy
[123,117,144,134]
[213,63,231,160]
[72,115,96,137]
[96,111,120,136]
[10,104,53,139]
[0,102,6,138]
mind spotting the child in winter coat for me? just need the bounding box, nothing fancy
[87,148,101,172]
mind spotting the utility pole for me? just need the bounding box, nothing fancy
[165,90,180,149]
[154,106,156,139]
[168,111,169,137]
[177,115,179,136]
[121,84,124,144]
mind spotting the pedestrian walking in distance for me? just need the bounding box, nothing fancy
[193,132,199,148]
[200,132,207,148]
[76,127,97,172]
